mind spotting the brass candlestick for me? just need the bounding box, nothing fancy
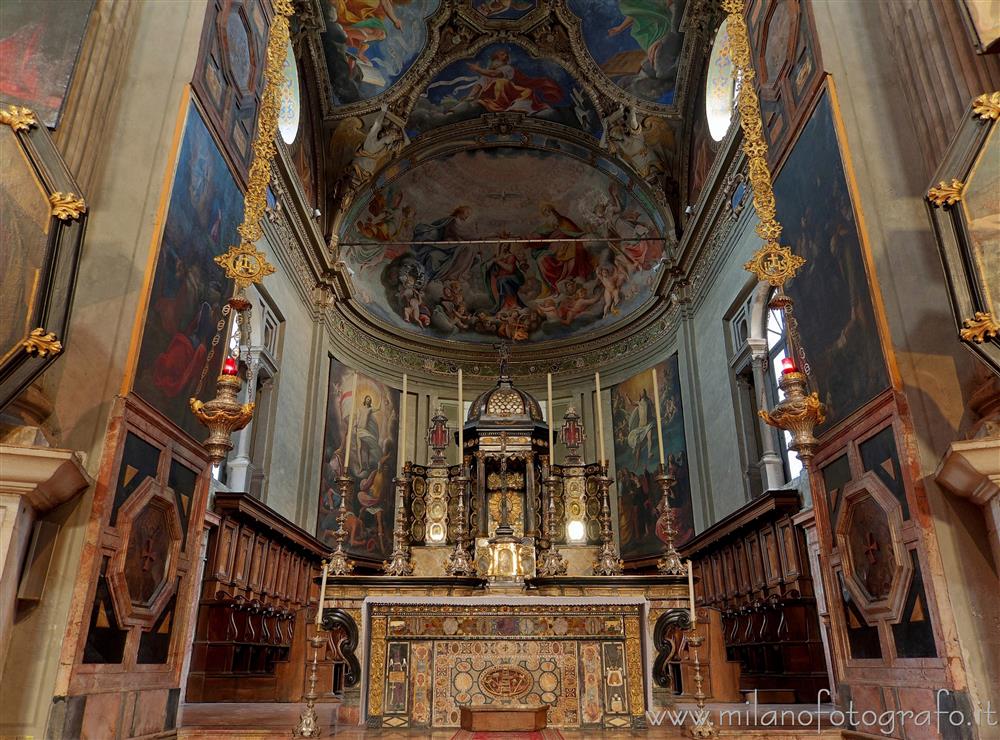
[593,466,623,576]
[656,465,686,575]
[685,627,717,738]
[537,467,568,576]
[328,476,355,575]
[293,630,327,738]
[445,467,476,576]
[383,472,413,576]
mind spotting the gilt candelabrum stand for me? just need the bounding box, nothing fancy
[537,462,568,575]
[684,618,717,738]
[383,466,414,576]
[294,562,329,738]
[656,466,686,575]
[593,462,623,575]
[445,463,476,575]
[328,476,355,575]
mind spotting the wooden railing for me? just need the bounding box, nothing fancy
[186,492,331,702]
[681,491,829,703]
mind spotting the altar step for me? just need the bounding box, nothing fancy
[177,700,340,739]
[739,687,799,703]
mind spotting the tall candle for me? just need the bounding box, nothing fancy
[651,368,666,467]
[343,372,359,470]
[546,373,555,464]
[687,559,697,627]
[398,374,407,475]
[315,559,329,626]
[595,371,606,465]
[457,368,464,466]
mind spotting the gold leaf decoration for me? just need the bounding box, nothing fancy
[972,92,1000,120]
[213,242,276,290]
[49,192,87,220]
[960,312,999,343]
[927,179,964,207]
[0,105,38,132]
[22,328,63,357]
[744,242,807,286]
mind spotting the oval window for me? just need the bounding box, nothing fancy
[278,40,300,145]
[705,19,737,142]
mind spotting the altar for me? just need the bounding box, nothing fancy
[361,595,649,729]
[316,353,703,731]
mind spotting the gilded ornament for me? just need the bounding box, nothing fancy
[758,370,826,461]
[0,105,38,132]
[960,311,999,343]
[744,242,807,286]
[368,617,387,716]
[972,91,1000,120]
[49,192,87,220]
[927,179,964,207]
[189,374,255,463]
[21,328,62,357]
[214,242,276,290]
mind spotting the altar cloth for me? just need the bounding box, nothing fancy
[359,595,650,729]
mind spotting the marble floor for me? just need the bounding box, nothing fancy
[178,702,846,739]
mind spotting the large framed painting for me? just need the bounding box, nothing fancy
[131,101,244,440]
[612,354,693,563]
[776,89,890,432]
[317,358,401,564]
[958,0,1000,54]
[0,106,88,411]
[927,92,1000,376]
[0,0,95,128]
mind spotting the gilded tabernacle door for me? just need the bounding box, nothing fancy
[359,596,649,730]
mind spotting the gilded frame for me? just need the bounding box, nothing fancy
[0,105,88,411]
[926,93,1000,376]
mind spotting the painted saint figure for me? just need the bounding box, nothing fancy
[428,48,563,114]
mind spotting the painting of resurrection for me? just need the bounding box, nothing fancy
[132,106,244,439]
[340,146,667,343]
[317,358,400,562]
[567,0,686,105]
[612,355,692,561]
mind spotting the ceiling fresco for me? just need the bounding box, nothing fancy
[566,0,688,105]
[340,145,668,343]
[319,0,440,105]
[407,43,603,138]
[295,0,717,355]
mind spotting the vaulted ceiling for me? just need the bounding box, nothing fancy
[294,0,720,358]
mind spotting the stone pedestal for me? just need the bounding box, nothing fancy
[937,437,1000,571]
[0,444,90,671]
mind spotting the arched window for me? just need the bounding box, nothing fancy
[705,19,738,142]
[765,294,804,480]
[278,40,300,145]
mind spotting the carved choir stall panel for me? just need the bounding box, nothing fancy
[682,490,828,703]
[186,492,330,702]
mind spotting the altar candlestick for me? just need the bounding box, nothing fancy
[344,372,359,470]
[315,559,329,626]
[595,372,606,465]
[651,368,666,467]
[687,559,697,627]
[458,369,464,463]
[398,374,407,475]
[547,373,555,462]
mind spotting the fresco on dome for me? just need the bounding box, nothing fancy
[133,106,243,440]
[341,147,667,343]
[407,44,601,138]
[317,358,400,562]
[472,0,537,21]
[320,0,439,106]
[612,354,692,561]
[567,0,686,105]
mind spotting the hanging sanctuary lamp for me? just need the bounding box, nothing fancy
[189,0,288,464]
